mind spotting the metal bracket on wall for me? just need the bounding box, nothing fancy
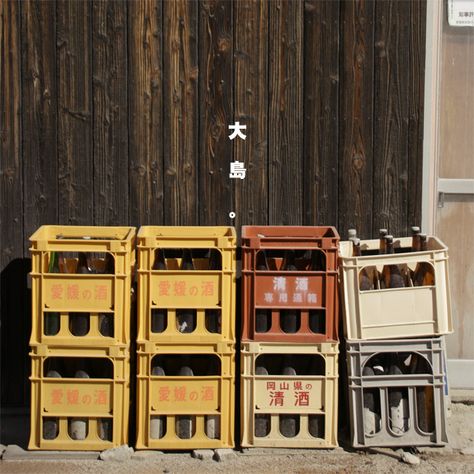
[437,178,474,208]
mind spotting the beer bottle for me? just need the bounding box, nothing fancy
[279,361,297,438]
[280,250,299,334]
[205,360,220,439]
[388,360,408,435]
[104,253,115,274]
[176,361,194,439]
[362,366,380,435]
[69,369,89,440]
[379,229,388,254]
[255,365,270,437]
[205,249,220,334]
[411,226,421,252]
[353,238,373,291]
[380,236,405,289]
[98,313,113,337]
[152,249,168,333]
[71,253,91,336]
[46,253,61,335]
[413,234,435,286]
[176,250,196,333]
[44,369,61,440]
[255,251,271,333]
[150,364,166,439]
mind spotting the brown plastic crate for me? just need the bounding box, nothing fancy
[241,226,339,343]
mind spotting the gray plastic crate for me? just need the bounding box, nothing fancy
[346,338,448,448]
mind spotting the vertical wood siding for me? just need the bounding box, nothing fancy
[0,0,426,407]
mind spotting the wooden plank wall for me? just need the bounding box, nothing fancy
[0,0,426,409]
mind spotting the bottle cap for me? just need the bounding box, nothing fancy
[348,229,357,237]
[379,228,388,235]
[384,234,393,242]
[411,226,421,233]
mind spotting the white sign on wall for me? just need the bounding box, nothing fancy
[448,0,474,26]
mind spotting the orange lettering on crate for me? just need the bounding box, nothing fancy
[158,281,171,296]
[294,391,310,407]
[94,389,107,405]
[51,389,64,405]
[51,284,63,300]
[82,394,92,405]
[189,391,198,401]
[266,381,275,390]
[269,391,285,407]
[189,286,198,296]
[94,285,107,300]
[201,386,214,401]
[279,382,289,391]
[201,281,214,296]
[293,381,302,390]
[66,389,79,405]
[67,284,79,300]
[174,281,186,297]
[174,386,186,401]
[305,383,313,390]
[82,289,92,300]
[158,387,170,402]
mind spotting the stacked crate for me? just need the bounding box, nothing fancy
[240,226,340,448]
[28,226,135,450]
[339,235,453,447]
[135,227,236,449]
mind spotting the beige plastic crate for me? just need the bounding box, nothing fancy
[241,341,338,448]
[339,236,453,340]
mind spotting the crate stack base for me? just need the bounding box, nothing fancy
[240,226,340,449]
[136,226,236,450]
[346,338,448,447]
[28,226,135,450]
[135,342,234,450]
[241,342,338,448]
[339,235,452,448]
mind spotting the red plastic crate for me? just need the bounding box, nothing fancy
[241,226,339,343]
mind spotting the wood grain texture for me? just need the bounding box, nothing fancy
[407,0,426,230]
[128,0,164,226]
[338,0,374,239]
[373,0,410,237]
[57,0,93,224]
[303,0,339,226]
[234,0,269,226]
[198,0,233,225]
[21,0,57,252]
[163,0,199,225]
[93,0,128,225]
[1,0,23,267]
[268,0,303,225]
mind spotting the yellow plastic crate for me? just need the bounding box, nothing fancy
[339,236,453,340]
[29,226,135,346]
[135,341,235,450]
[137,226,236,343]
[28,344,130,450]
[241,341,338,448]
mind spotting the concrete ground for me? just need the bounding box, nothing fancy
[1,400,473,473]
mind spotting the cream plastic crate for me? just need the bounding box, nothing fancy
[28,344,130,450]
[137,226,236,343]
[339,236,453,340]
[241,341,338,448]
[29,226,135,346]
[346,338,448,447]
[135,341,235,450]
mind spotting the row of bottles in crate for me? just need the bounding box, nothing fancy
[351,227,434,290]
[362,352,435,436]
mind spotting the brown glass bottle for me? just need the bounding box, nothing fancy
[379,229,388,254]
[280,250,299,333]
[380,236,405,289]
[152,249,168,333]
[205,249,221,334]
[411,226,421,252]
[353,238,374,291]
[255,251,271,333]
[413,234,435,286]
